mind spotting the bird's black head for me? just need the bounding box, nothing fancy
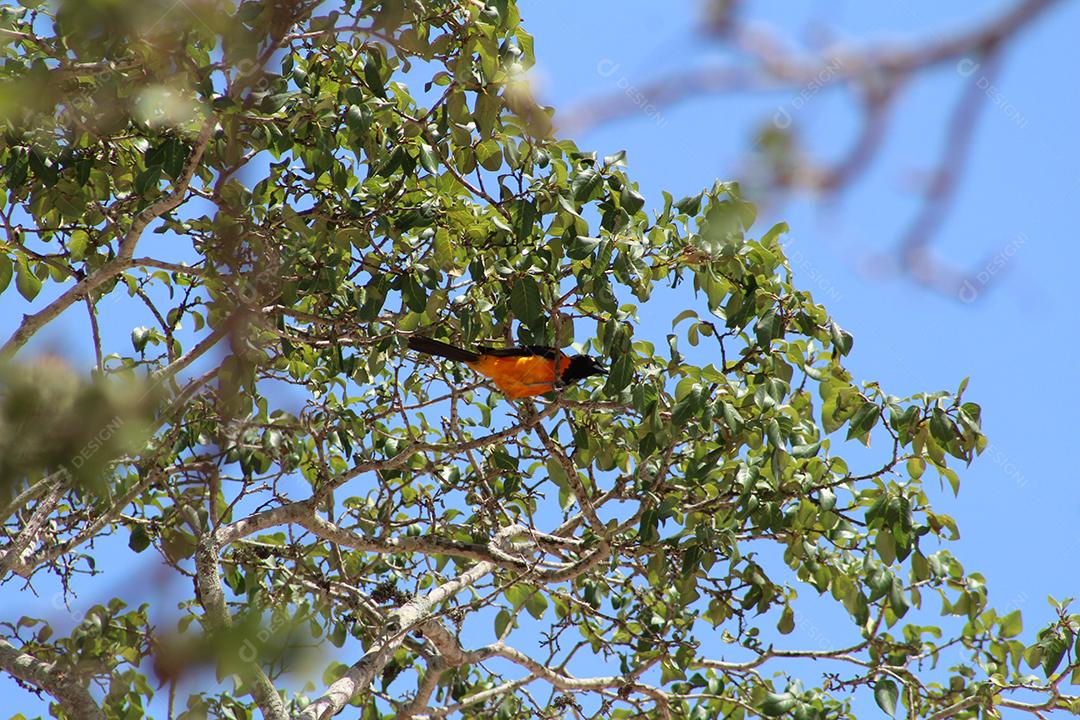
[561,355,607,384]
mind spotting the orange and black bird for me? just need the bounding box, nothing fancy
[407,336,606,399]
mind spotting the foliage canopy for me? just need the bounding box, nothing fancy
[0,1,1076,719]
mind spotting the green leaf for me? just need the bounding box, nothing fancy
[603,353,633,394]
[525,592,548,620]
[873,679,898,717]
[131,326,151,353]
[513,200,536,242]
[759,692,796,717]
[762,221,789,246]
[571,168,601,202]
[432,228,454,270]
[145,137,188,179]
[777,606,794,634]
[128,526,150,553]
[134,165,162,196]
[674,191,704,215]
[376,146,408,177]
[888,578,909,617]
[364,51,386,97]
[755,308,782,347]
[638,508,659,543]
[345,104,369,136]
[476,139,502,170]
[867,567,893,601]
[328,623,346,648]
[829,320,854,356]
[1042,635,1066,677]
[602,150,626,166]
[929,409,954,445]
[567,235,600,260]
[721,402,743,433]
[15,260,41,301]
[473,90,501,135]
[68,230,90,261]
[671,385,702,426]
[846,401,879,440]
[510,276,542,323]
[505,584,529,609]
[402,276,427,313]
[671,309,698,328]
[876,530,896,565]
[27,149,57,186]
[493,609,512,638]
[1000,610,1023,638]
[681,544,704,575]
[418,143,439,173]
[620,185,645,214]
[0,254,12,294]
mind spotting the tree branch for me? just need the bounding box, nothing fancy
[195,534,289,720]
[0,638,105,720]
[0,481,65,576]
[295,533,508,720]
[0,116,216,359]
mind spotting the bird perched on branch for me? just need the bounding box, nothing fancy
[407,336,606,399]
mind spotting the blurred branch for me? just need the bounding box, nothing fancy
[715,0,1060,80]
[897,49,1004,296]
[559,0,1064,298]
[563,0,1060,132]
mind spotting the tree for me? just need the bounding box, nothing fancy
[0,1,1075,719]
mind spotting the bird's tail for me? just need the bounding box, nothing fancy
[407,336,480,363]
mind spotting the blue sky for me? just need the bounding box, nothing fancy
[2,0,1078,716]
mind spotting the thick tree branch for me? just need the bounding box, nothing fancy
[195,534,289,720]
[8,467,175,578]
[0,639,105,720]
[295,526,515,720]
[471,644,672,720]
[0,482,65,576]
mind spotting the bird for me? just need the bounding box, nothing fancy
[407,336,606,399]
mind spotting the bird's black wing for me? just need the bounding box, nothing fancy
[474,345,560,359]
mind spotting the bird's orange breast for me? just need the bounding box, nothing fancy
[467,355,571,398]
